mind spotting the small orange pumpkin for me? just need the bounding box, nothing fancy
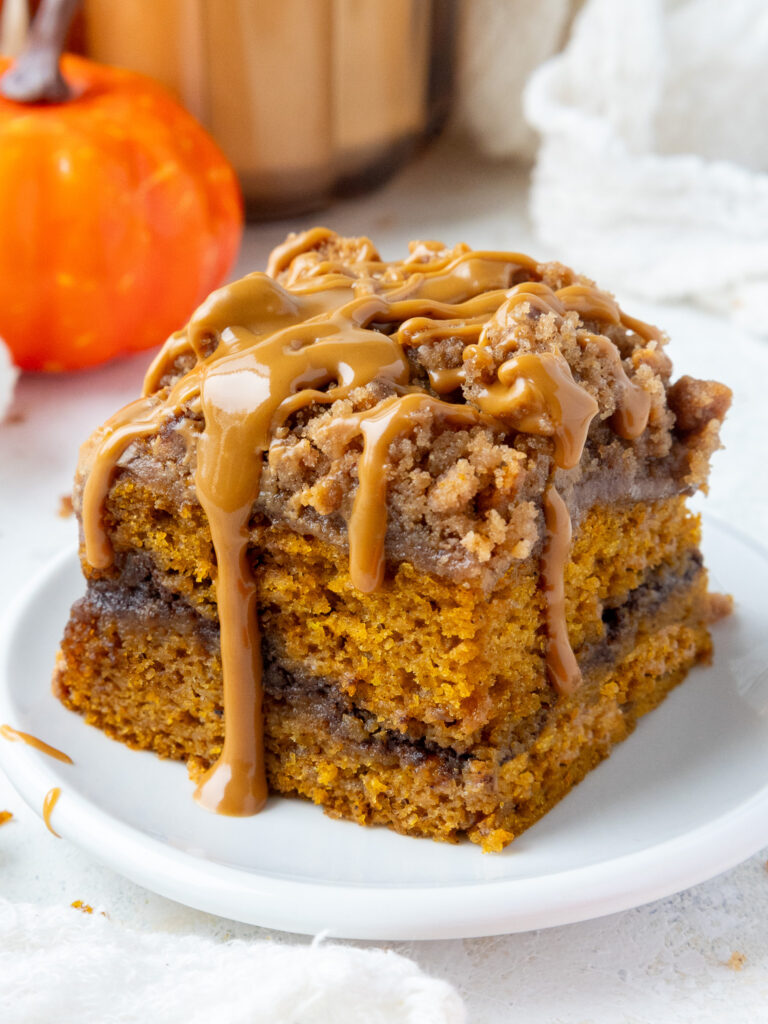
[0,52,243,371]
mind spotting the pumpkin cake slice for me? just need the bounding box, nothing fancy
[53,228,731,851]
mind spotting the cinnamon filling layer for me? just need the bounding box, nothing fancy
[79,230,656,815]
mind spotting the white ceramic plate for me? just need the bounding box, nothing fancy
[1,517,767,940]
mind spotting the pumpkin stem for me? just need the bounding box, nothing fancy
[0,0,81,103]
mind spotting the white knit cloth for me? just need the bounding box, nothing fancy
[0,898,464,1024]
[523,0,768,333]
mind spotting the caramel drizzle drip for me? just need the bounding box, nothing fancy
[83,397,170,569]
[337,393,500,593]
[42,787,62,837]
[471,352,599,471]
[461,343,598,692]
[191,294,410,814]
[0,724,74,764]
[428,366,468,393]
[580,332,651,440]
[79,231,661,811]
[541,487,581,695]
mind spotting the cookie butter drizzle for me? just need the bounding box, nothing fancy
[42,787,62,837]
[0,724,73,765]
[80,229,655,815]
[541,486,581,694]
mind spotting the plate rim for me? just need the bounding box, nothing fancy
[1,519,768,940]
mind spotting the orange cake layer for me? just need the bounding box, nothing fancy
[77,483,703,751]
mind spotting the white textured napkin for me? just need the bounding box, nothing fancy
[0,898,465,1024]
[523,0,768,333]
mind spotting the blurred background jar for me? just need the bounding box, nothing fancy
[79,0,456,219]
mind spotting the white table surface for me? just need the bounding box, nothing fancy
[2,138,768,1023]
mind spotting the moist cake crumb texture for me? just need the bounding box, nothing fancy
[53,228,731,850]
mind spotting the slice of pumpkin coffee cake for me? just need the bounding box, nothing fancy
[54,228,731,850]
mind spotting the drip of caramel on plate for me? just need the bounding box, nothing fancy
[541,486,581,695]
[0,724,73,764]
[79,230,655,815]
[42,787,61,837]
